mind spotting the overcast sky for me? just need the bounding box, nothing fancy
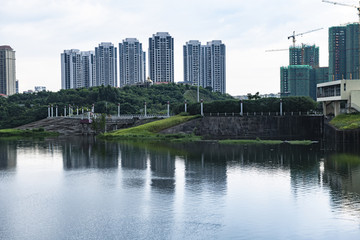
[0,0,357,95]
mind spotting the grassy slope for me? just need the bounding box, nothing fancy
[0,128,59,138]
[330,113,360,130]
[184,90,215,102]
[219,139,314,145]
[101,115,200,140]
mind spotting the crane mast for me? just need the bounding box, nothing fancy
[288,28,323,48]
[322,0,360,23]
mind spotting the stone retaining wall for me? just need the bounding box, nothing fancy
[161,116,324,140]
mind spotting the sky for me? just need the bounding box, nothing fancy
[0,0,358,96]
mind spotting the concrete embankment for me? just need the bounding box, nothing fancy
[16,117,156,136]
[161,115,324,140]
[324,121,360,143]
[16,115,325,140]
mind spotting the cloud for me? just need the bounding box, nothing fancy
[0,0,358,95]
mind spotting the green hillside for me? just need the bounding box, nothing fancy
[0,84,233,129]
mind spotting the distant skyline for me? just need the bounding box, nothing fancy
[0,0,357,95]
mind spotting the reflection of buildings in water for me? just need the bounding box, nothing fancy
[121,144,147,170]
[150,151,176,192]
[120,143,148,188]
[0,142,17,169]
[286,146,321,196]
[184,144,228,194]
[62,138,119,169]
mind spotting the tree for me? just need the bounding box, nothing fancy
[247,92,261,100]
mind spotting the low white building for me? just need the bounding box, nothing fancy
[317,79,360,116]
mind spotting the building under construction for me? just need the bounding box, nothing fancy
[329,23,360,81]
[289,45,319,67]
[281,44,328,100]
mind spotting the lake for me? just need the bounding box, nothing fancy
[0,137,360,239]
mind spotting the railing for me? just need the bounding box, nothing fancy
[203,111,323,117]
[63,113,173,120]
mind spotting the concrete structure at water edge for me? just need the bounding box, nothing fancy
[317,79,360,116]
[161,115,324,141]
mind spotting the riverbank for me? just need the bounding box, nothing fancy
[0,128,59,138]
[330,113,360,130]
[100,115,317,145]
[100,114,201,142]
[218,139,314,145]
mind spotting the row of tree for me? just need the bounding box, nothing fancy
[172,97,318,115]
[0,84,233,129]
[0,83,319,129]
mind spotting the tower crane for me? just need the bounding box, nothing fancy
[288,28,323,48]
[265,49,288,52]
[322,0,360,23]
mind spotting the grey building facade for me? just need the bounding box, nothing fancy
[198,40,226,93]
[148,32,174,83]
[0,45,16,95]
[95,42,117,87]
[61,49,81,89]
[329,26,346,81]
[183,40,201,87]
[185,40,227,94]
[119,38,146,87]
[80,51,96,88]
[61,50,95,89]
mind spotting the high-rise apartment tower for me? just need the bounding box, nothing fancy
[95,42,117,87]
[148,32,174,83]
[119,38,146,87]
[329,26,347,81]
[0,46,16,95]
[204,40,226,93]
[183,40,201,86]
[346,23,360,80]
[61,50,95,89]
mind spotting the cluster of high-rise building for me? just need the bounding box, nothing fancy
[0,45,16,96]
[183,40,226,93]
[280,23,360,100]
[61,32,226,94]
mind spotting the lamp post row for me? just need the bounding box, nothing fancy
[47,99,284,118]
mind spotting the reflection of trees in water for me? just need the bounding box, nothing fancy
[0,141,17,170]
[324,139,360,156]
[322,153,360,214]
[62,137,119,169]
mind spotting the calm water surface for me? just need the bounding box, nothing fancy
[0,137,360,240]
